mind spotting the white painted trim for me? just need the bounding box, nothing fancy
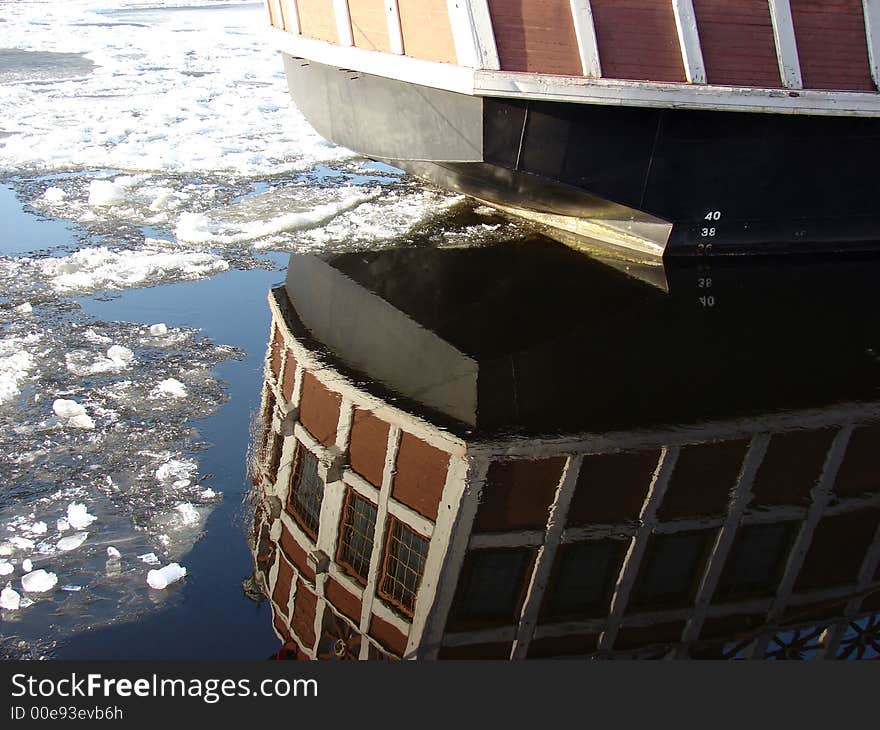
[332,0,354,47]
[359,425,400,634]
[768,0,803,89]
[270,28,880,117]
[384,0,404,55]
[511,455,583,659]
[671,0,706,84]
[370,596,412,635]
[281,0,300,35]
[750,425,853,658]
[597,447,679,652]
[441,626,518,647]
[677,434,768,654]
[474,70,880,117]
[446,0,500,70]
[468,531,545,549]
[270,27,476,94]
[412,456,489,659]
[864,0,880,89]
[468,402,880,460]
[342,470,381,503]
[569,0,601,78]
[387,498,435,539]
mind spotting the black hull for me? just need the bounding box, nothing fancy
[283,55,880,257]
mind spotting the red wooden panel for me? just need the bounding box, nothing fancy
[487,0,582,75]
[272,554,295,616]
[369,613,408,656]
[349,0,391,53]
[568,449,659,525]
[280,524,316,583]
[391,432,449,521]
[326,576,363,624]
[281,348,297,402]
[692,0,782,87]
[398,0,457,63]
[792,0,874,91]
[473,457,565,532]
[292,580,318,649]
[269,323,283,381]
[590,0,686,82]
[297,0,338,43]
[348,408,389,488]
[298,371,341,447]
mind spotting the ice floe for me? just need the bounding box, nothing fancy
[146,562,186,590]
[56,532,88,552]
[35,246,229,294]
[66,502,97,530]
[150,377,188,399]
[21,569,57,593]
[0,585,21,611]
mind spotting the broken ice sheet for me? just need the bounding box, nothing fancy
[0,302,237,652]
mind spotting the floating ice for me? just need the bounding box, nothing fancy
[21,559,32,573]
[0,585,21,611]
[88,179,130,207]
[0,351,35,405]
[0,562,12,576]
[146,563,186,590]
[155,459,195,483]
[68,413,96,429]
[151,378,188,399]
[61,585,82,592]
[9,537,35,550]
[57,532,88,552]
[35,247,229,294]
[53,399,85,419]
[138,553,159,565]
[175,191,378,245]
[175,503,199,527]
[67,502,96,530]
[29,522,47,535]
[149,323,168,336]
[106,546,121,559]
[21,569,57,593]
[107,345,134,366]
[199,488,218,500]
[14,302,33,314]
[56,519,70,532]
[42,187,65,204]
[0,543,11,556]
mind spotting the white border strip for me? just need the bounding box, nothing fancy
[282,0,300,34]
[447,0,500,70]
[672,0,706,84]
[385,0,404,55]
[864,0,880,89]
[768,0,803,89]
[569,0,602,78]
[270,28,880,117]
[333,0,354,46]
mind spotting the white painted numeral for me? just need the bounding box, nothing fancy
[704,211,722,221]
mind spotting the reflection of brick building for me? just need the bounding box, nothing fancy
[251,244,880,659]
